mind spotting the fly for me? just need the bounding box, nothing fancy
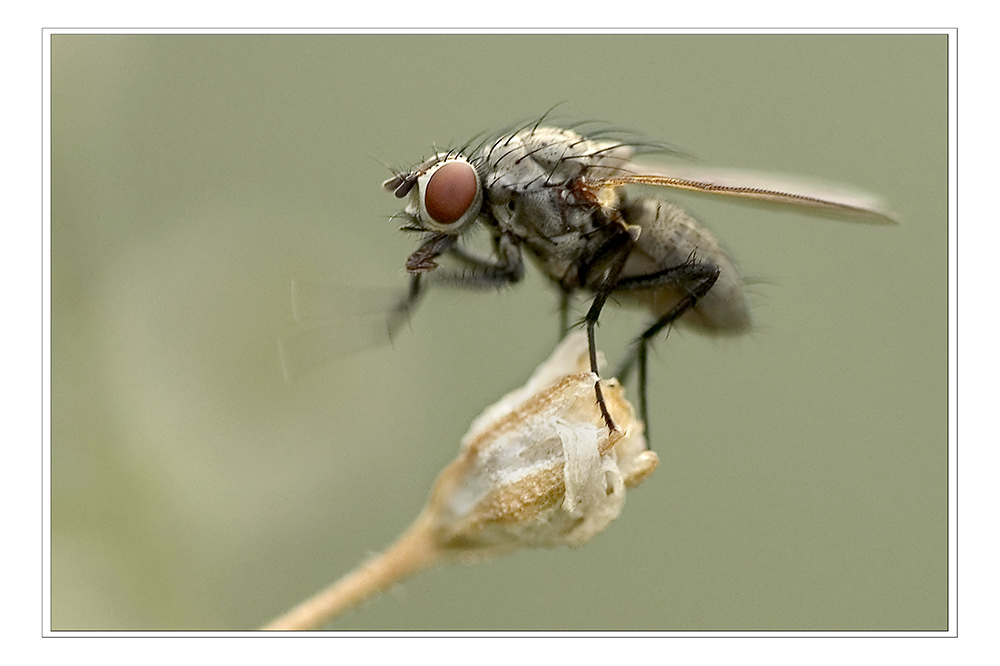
[382,118,895,437]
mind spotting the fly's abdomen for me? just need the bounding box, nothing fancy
[620,196,752,334]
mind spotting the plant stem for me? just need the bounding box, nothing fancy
[262,514,444,631]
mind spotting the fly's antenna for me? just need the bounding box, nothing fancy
[369,153,407,178]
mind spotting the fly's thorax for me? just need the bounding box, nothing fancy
[486,176,623,290]
[478,126,635,193]
[484,187,583,285]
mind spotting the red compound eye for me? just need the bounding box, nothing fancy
[423,160,478,225]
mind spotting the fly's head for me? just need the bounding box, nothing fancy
[383,154,484,274]
[384,154,484,235]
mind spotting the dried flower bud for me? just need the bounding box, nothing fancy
[421,332,657,559]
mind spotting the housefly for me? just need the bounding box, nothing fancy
[382,119,894,436]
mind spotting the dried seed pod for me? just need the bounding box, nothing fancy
[264,332,656,630]
[421,332,657,558]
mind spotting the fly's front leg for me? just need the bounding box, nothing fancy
[387,233,454,339]
[389,232,524,337]
[434,232,525,288]
[612,260,721,429]
[448,243,505,272]
[386,273,426,340]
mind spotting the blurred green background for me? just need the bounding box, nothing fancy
[50,34,947,631]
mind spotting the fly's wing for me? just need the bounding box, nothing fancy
[593,163,896,223]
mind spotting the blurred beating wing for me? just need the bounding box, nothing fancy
[277,278,400,382]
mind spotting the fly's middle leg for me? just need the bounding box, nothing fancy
[580,232,637,433]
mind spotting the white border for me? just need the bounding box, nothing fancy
[37,27,957,641]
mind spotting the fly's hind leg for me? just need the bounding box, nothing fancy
[558,288,573,338]
[612,260,721,434]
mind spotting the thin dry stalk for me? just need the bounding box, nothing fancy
[263,515,443,631]
[262,333,656,630]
